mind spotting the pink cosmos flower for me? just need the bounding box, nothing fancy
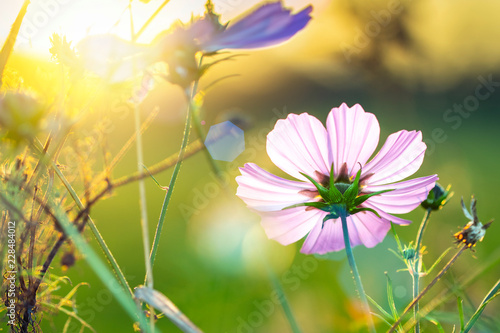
[236,104,438,254]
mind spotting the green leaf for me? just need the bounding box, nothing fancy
[300,172,332,202]
[353,189,393,206]
[388,248,406,264]
[386,273,403,332]
[371,313,393,328]
[135,287,203,333]
[463,279,500,333]
[282,201,329,211]
[426,247,453,274]
[343,169,362,202]
[366,295,393,322]
[329,162,335,191]
[390,222,404,254]
[457,297,464,331]
[350,207,381,218]
[327,164,344,202]
[426,316,446,333]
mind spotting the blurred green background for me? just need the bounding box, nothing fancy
[3,0,500,332]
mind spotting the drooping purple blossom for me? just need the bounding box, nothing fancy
[236,104,438,254]
[199,2,313,52]
[76,1,312,84]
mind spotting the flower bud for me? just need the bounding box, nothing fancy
[421,183,453,211]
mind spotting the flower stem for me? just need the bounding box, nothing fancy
[389,245,467,332]
[339,209,376,333]
[147,82,198,277]
[412,208,432,333]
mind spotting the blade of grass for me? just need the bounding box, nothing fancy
[51,203,152,332]
[366,295,393,322]
[457,297,464,331]
[372,313,393,328]
[426,247,453,275]
[267,267,302,333]
[135,286,202,333]
[426,316,445,333]
[463,279,500,333]
[386,273,403,333]
[0,0,30,87]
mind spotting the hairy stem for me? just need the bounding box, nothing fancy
[147,82,197,279]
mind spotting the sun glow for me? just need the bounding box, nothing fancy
[4,0,210,55]
[2,0,316,56]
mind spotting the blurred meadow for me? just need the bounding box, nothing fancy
[1,0,500,332]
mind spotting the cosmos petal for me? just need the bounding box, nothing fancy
[267,113,330,181]
[326,103,380,177]
[236,163,315,211]
[362,130,427,185]
[261,208,325,245]
[364,175,438,214]
[300,219,344,254]
[350,212,392,248]
[300,212,391,254]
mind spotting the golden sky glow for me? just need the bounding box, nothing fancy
[0,0,315,56]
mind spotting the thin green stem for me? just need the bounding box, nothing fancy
[339,209,376,333]
[403,246,500,331]
[267,267,302,333]
[389,245,467,333]
[32,140,133,297]
[412,208,432,333]
[147,82,198,278]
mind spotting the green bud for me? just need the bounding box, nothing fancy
[421,183,453,211]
